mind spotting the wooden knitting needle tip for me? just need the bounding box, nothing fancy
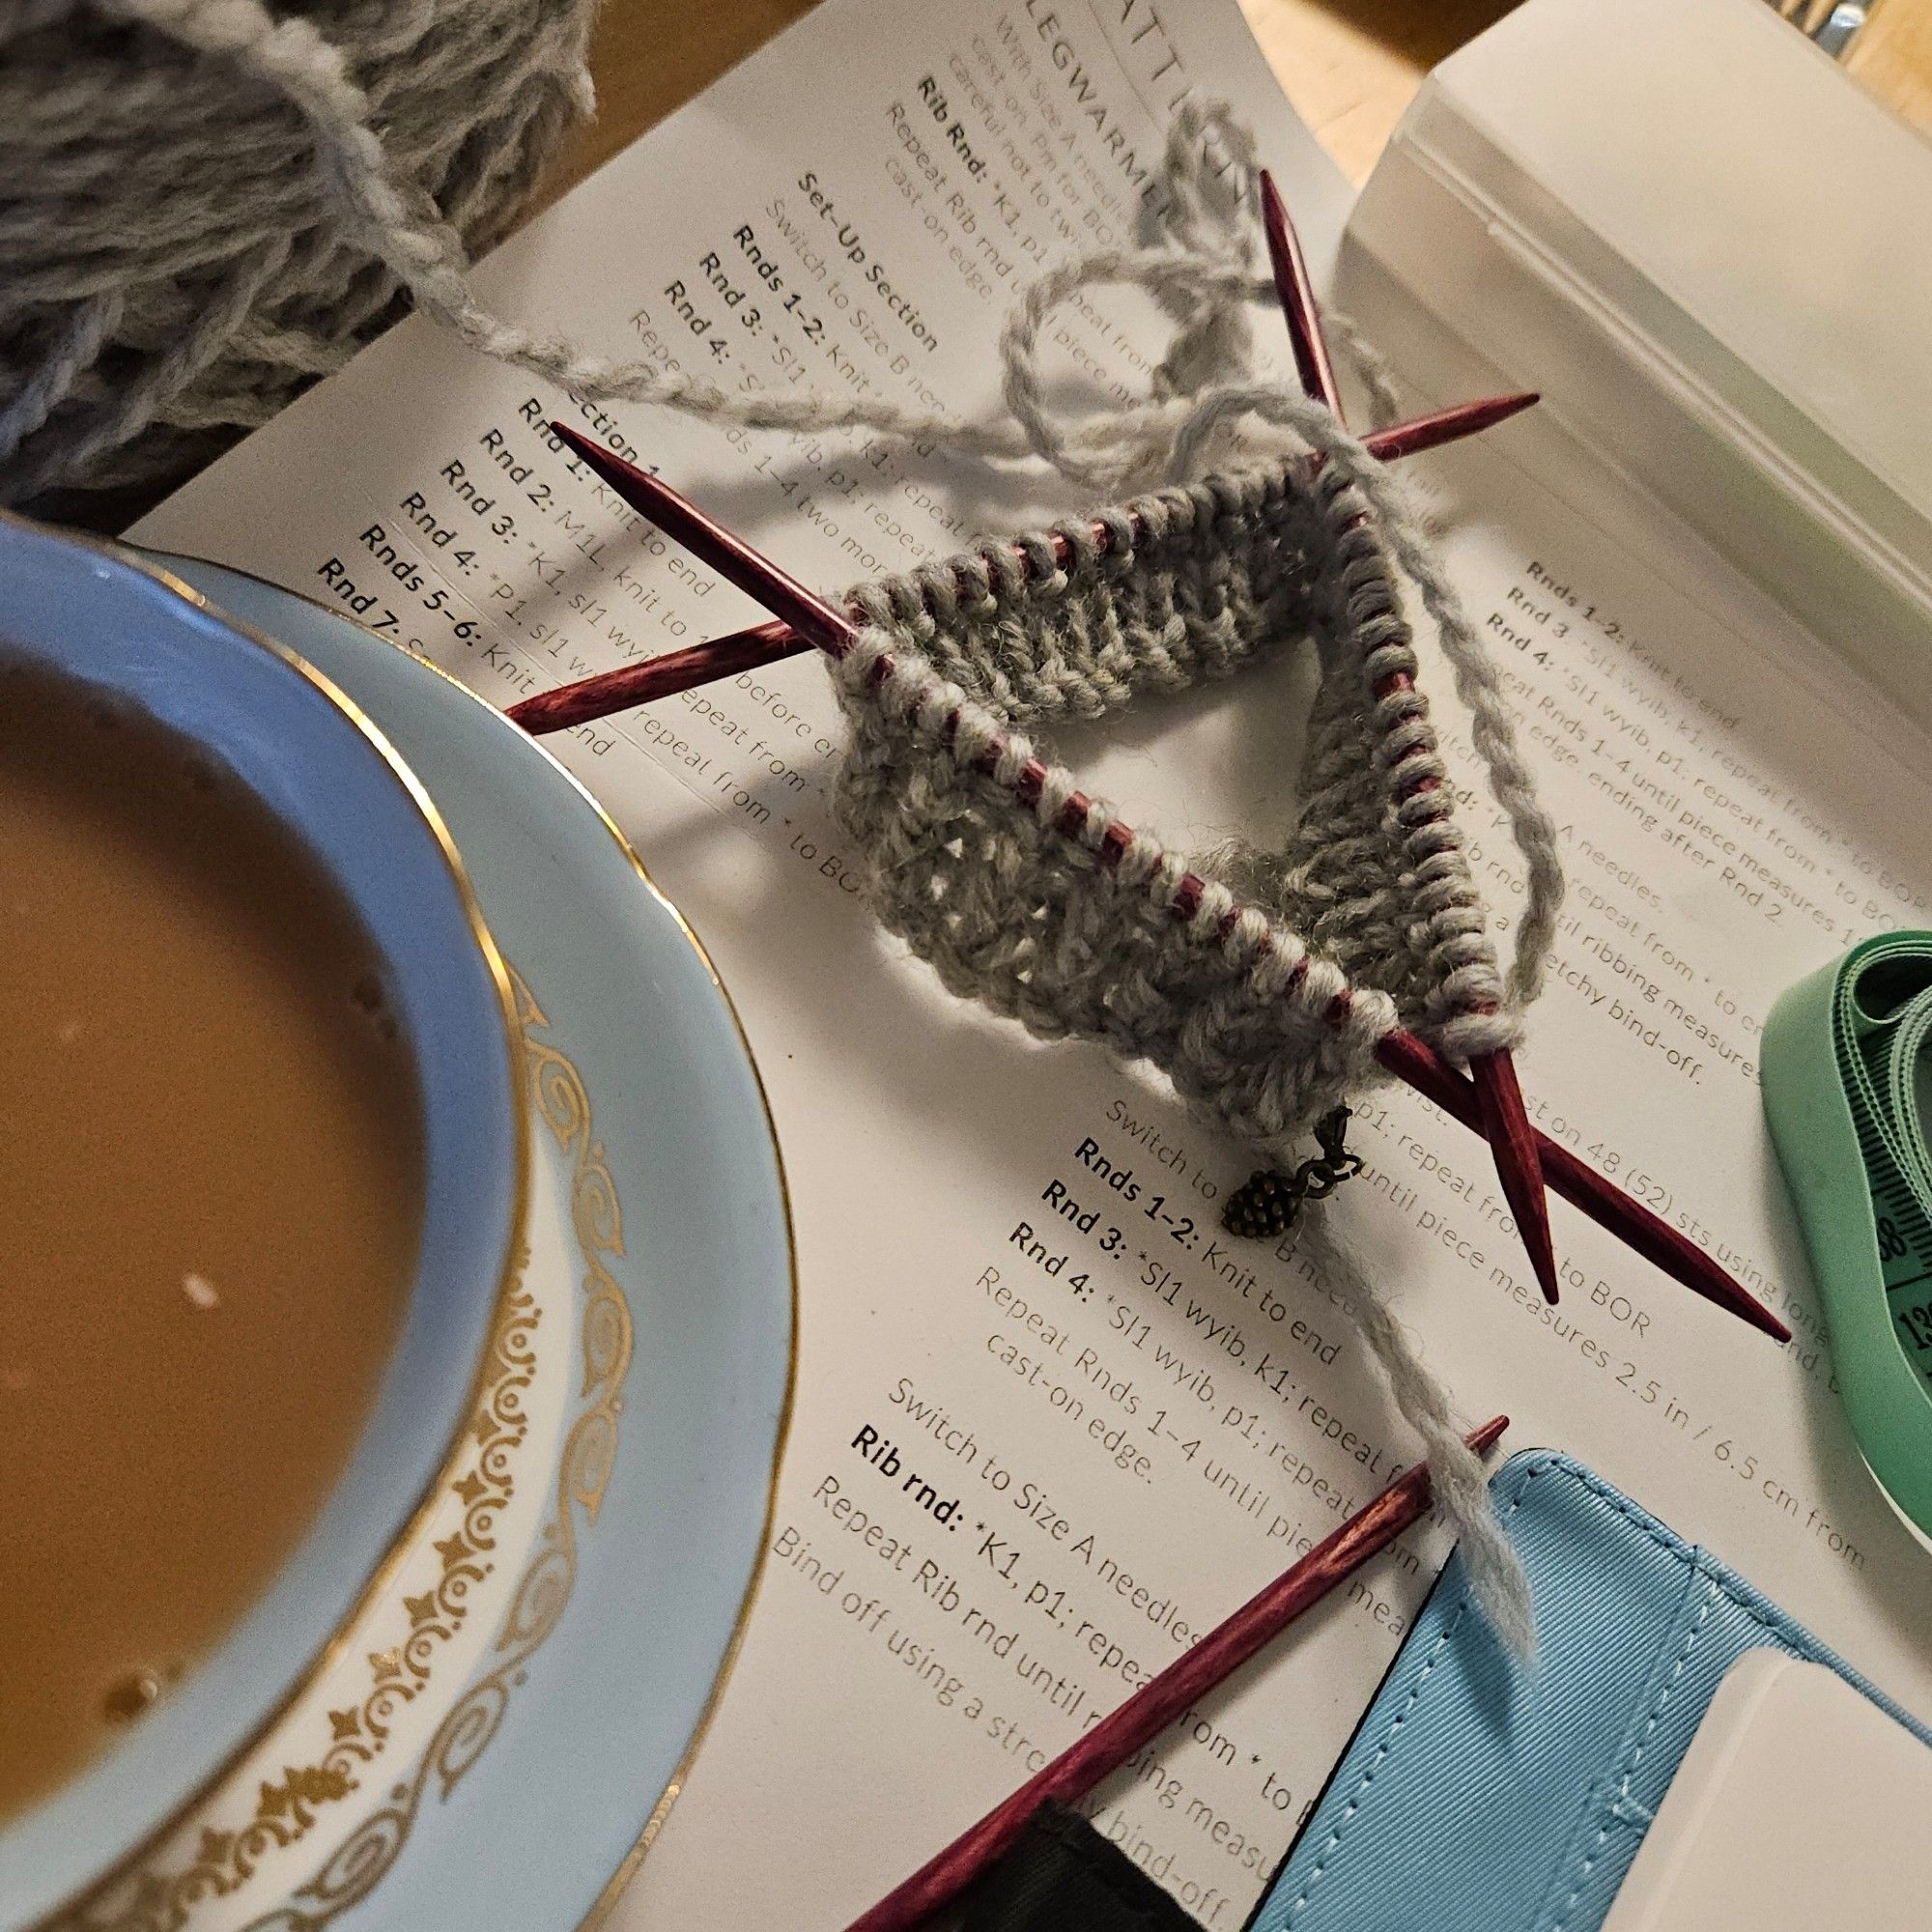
[1374,1030,1791,1342]
[1467,1046,1560,1308]
[1368,388,1537,462]
[844,1415,1510,1932]
[1471,1050,1560,1304]
[553,426,853,650]
[534,432,1788,1345]
[1255,176,1541,458]
[1260,169,1560,1311]
[1259,168,1342,412]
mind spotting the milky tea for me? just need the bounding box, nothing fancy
[0,660,425,1819]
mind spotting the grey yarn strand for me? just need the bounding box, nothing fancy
[5,20,1267,493]
[1293,1210,1535,1656]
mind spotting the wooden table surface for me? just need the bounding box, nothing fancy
[540,0,1932,216]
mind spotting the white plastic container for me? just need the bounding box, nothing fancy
[1344,0,1932,731]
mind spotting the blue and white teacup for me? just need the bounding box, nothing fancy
[0,514,526,1929]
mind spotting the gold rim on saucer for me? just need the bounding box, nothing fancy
[121,545,800,1932]
[1,512,534,1932]
[69,975,612,1932]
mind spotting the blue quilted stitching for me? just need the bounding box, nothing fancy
[1492,1454,1802,1644]
[1545,1571,1719,1932]
[1282,1610,1466,1921]
[1278,1457,1551,1923]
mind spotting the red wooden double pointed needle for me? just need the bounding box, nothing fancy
[1259,168,1561,1309]
[541,420,1788,1345]
[845,1416,1510,1932]
[507,391,1537,739]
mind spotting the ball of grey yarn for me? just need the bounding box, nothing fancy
[0,0,596,510]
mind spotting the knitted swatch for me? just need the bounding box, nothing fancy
[837,455,1521,1117]
[825,451,1541,1653]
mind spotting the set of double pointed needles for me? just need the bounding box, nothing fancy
[506,173,1788,1351]
[488,173,1798,1930]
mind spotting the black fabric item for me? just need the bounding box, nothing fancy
[961,1803,1200,1931]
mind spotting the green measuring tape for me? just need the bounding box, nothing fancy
[1763,933,1932,1540]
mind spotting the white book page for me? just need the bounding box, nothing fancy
[133,1,1931,1924]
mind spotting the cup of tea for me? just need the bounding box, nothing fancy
[0,514,526,1926]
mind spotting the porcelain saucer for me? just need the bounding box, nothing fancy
[71,551,796,1932]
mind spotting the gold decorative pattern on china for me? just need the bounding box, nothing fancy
[5,524,538,1932]
[222,974,633,1932]
[14,538,790,1932]
[52,989,560,1932]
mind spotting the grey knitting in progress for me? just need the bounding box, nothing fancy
[819,449,1545,1656]
[556,390,1553,1652]
[835,454,1521,1145]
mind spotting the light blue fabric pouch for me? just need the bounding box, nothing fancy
[1250,1450,1927,1932]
